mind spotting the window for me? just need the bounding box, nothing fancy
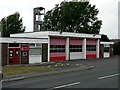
[23,52,27,56]
[86,45,96,51]
[29,48,42,55]
[9,43,19,47]
[50,45,65,53]
[104,47,109,52]
[10,50,13,53]
[29,43,35,47]
[104,44,110,47]
[10,54,13,57]
[15,50,19,56]
[29,43,42,48]
[36,44,42,47]
[70,45,82,52]
[9,50,13,56]
[104,44,110,52]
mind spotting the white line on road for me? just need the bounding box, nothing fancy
[46,82,80,90]
[98,73,119,80]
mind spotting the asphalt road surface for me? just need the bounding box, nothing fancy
[2,56,119,89]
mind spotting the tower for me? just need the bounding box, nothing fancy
[33,7,45,32]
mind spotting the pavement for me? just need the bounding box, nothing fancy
[1,60,95,82]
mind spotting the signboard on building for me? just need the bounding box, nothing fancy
[104,44,110,47]
[21,45,29,51]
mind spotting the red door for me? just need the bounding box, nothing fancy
[8,48,20,65]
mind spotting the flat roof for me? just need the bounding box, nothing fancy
[10,31,101,39]
[100,42,114,44]
[0,37,48,43]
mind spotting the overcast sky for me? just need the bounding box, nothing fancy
[0,0,119,39]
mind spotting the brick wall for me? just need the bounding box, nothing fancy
[1,43,8,66]
[100,44,104,58]
[110,44,114,57]
[42,44,48,62]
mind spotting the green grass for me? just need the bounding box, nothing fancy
[2,65,57,75]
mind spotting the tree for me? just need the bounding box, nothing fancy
[44,1,102,34]
[100,34,110,41]
[0,12,25,37]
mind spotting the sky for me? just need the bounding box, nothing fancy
[0,0,119,39]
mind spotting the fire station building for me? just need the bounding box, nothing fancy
[0,7,115,66]
[0,31,114,65]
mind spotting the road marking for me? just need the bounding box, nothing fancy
[98,73,119,80]
[46,82,80,90]
[54,82,80,88]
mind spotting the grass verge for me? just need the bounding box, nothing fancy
[2,65,57,75]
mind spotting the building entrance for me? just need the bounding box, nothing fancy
[8,48,20,65]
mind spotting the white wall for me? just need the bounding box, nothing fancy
[0,43,2,66]
[29,47,42,63]
[82,38,86,59]
[66,37,70,60]
[96,39,100,58]
[0,43,1,67]
[104,52,110,58]
[0,32,1,71]
[70,52,83,60]
[29,55,41,64]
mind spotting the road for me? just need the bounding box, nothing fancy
[2,56,119,89]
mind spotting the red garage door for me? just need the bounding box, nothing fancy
[50,37,66,62]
